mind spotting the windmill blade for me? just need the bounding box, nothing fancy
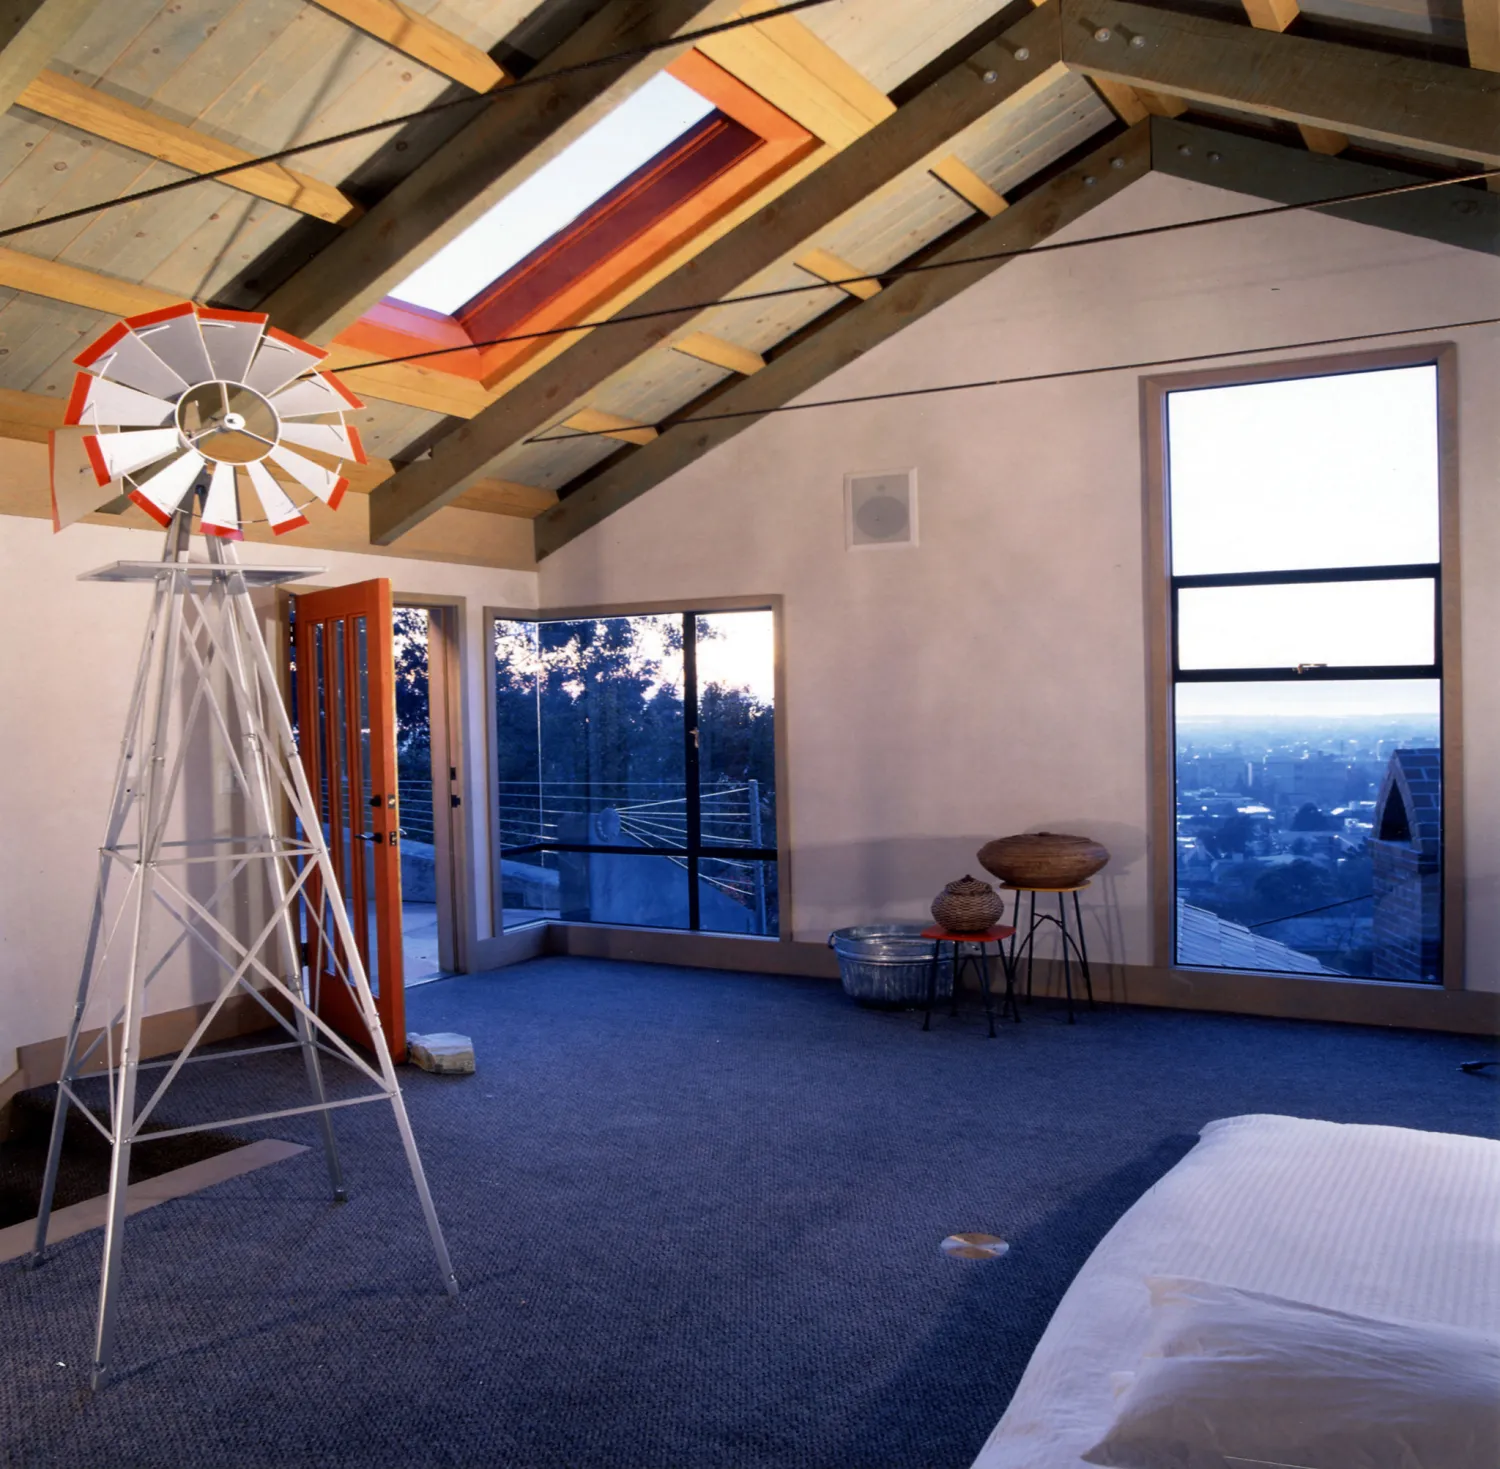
[278,420,366,463]
[243,327,325,398]
[267,372,362,419]
[75,322,188,400]
[200,460,243,538]
[83,427,183,485]
[267,443,348,509]
[197,307,266,383]
[243,459,308,534]
[129,448,206,527]
[49,426,124,532]
[64,372,175,429]
[127,304,213,387]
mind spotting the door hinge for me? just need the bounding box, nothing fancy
[451,793,462,808]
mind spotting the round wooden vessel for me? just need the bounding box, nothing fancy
[977,832,1109,889]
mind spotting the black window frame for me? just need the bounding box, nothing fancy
[487,603,781,937]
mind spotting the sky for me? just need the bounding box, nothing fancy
[390,73,715,315]
[1168,364,1441,717]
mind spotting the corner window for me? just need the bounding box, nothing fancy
[1157,357,1451,983]
[491,608,779,936]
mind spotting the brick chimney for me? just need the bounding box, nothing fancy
[1369,748,1441,982]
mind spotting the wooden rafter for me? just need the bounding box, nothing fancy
[534,111,1500,558]
[533,126,1154,559]
[17,71,362,225]
[795,247,881,299]
[1151,116,1500,257]
[1469,0,1500,70]
[0,0,100,115]
[930,156,1007,217]
[1463,0,1500,189]
[697,2,893,148]
[261,0,741,345]
[1061,0,1500,165]
[1237,1,1349,155]
[366,5,1071,543]
[0,245,176,316]
[672,331,766,375]
[563,409,658,445]
[310,0,508,93]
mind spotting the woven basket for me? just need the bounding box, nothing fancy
[931,875,1004,933]
[977,832,1109,889]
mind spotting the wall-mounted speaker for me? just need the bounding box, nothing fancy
[845,468,917,550]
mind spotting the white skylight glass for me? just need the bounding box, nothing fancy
[390,73,716,315]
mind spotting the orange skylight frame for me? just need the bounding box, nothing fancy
[332,53,817,391]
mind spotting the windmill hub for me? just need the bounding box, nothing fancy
[174,379,279,465]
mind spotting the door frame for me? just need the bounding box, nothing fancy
[395,595,470,977]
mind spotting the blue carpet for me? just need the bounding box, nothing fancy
[2,957,1496,1468]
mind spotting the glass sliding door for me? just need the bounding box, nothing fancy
[493,608,778,935]
[1164,361,1447,982]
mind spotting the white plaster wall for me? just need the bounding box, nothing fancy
[540,172,1500,991]
[0,515,538,1075]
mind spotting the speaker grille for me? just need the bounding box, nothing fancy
[846,468,916,549]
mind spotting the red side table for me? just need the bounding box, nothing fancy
[920,925,1019,1037]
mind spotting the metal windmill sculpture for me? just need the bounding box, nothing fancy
[34,303,457,1389]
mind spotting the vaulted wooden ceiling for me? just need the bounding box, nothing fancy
[0,0,1493,568]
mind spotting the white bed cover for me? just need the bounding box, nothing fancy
[972,1113,1500,1468]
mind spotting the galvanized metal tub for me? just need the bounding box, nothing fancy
[828,924,952,1008]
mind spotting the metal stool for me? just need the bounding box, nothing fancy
[920,925,1019,1038]
[1002,883,1096,1024]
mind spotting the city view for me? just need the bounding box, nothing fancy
[1175,700,1441,979]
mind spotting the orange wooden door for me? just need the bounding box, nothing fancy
[291,579,406,1063]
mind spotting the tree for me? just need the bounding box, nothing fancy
[1253,859,1336,924]
[1291,802,1336,832]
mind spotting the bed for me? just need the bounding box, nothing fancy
[971,1113,1500,1468]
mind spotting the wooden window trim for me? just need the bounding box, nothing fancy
[1141,342,1463,989]
[332,53,816,388]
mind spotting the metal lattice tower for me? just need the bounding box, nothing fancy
[30,514,457,1388]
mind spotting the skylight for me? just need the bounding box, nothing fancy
[390,73,717,316]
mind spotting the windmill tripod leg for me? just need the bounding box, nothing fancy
[31,549,178,1268]
[221,549,457,1295]
[204,540,345,1202]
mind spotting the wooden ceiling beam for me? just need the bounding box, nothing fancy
[696,3,894,148]
[930,156,1007,217]
[1236,1,1349,155]
[261,0,740,345]
[0,0,101,114]
[533,125,1152,559]
[452,479,559,518]
[1151,115,1500,257]
[367,4,1071,544]
[1465,0,1500,71]
[795,247,882,299]
[16,71,362,225]
[1463,0,1500,189]
[563,409,658,445]
[310,0,508,93]
[0,244,177,316]
[672,331,766,374]
[1062,0,1500,165]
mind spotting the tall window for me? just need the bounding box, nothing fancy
[491,608,778,935]
[1155,353,1453,983]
